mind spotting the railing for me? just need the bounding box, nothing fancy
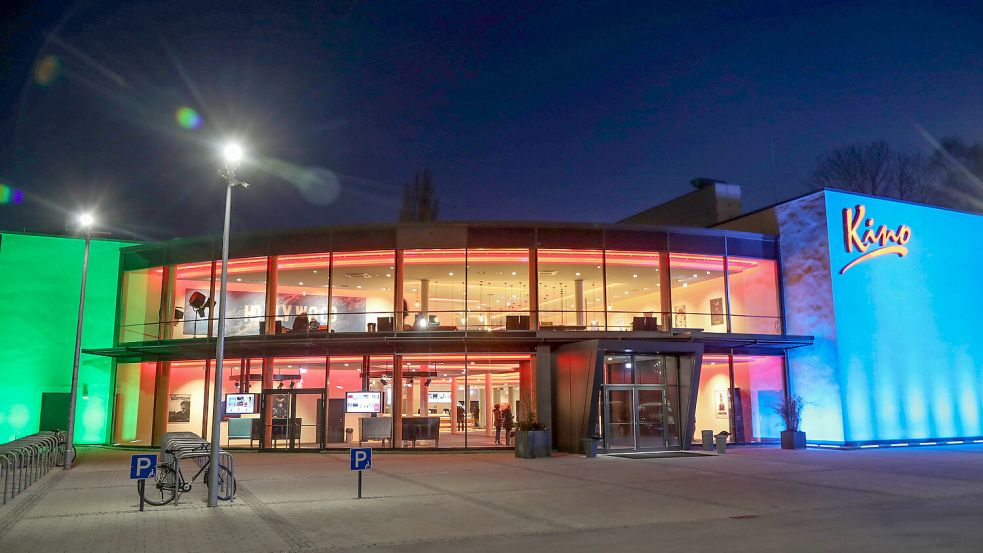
[0,430,66,505]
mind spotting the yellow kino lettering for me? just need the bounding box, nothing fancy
[839,204,911,274]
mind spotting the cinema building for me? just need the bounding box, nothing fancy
[2,183,981,452]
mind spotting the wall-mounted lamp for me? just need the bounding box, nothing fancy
[81,384,89,400]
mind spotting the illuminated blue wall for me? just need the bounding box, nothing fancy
[824,190,983,443]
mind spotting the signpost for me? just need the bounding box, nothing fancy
[349,447,372,499]
[130,454,157,512]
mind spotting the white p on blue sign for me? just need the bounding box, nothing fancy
[350,448,372,471]
[130,454,157,479]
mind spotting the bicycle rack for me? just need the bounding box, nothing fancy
[158,432,236,504]
[0,431,66,505]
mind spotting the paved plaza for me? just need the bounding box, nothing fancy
[4,445,983,552]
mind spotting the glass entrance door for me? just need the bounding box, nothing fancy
[604,387,635,450]
[603,386,668,451]
[262,390,325,450]
[636,388,666,450]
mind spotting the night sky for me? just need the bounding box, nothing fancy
[1,1,981,241]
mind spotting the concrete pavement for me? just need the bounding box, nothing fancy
[4,445,983,552]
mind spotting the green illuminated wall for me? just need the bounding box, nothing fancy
[0,232,130,444]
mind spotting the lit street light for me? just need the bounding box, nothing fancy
[207,142,249,507]
[64,212,94,469]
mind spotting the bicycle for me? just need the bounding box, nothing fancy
[137,445,236,506]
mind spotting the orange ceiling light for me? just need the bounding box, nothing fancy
[277,253,331,270]
[604,250,660,267]
[332,251,395,267]
[538,249,603,264]
[668,253,758,272]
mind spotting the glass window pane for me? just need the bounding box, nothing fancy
[634,355,665,385]
[728,257,781,334]
[693,355,732,442]
[215,257,268,336]
[327,355,392,447]
[275,254,330,333]
[668,253,726,332]
[605,251,662,331]
[732,356,785,442]
[604,354,632,384]
[537,249,604,330]
[403,249,466,331]
[330,251,395,332]
[119,267,163,342]
[466,249,530,330]
[172,261,214,339]
[112,362,156,445]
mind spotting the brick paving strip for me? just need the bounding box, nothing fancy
[0,470,67,540]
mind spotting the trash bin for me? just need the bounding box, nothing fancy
[715,431,729,454]
[345,428,354,443]
[581,437,600,458]
[701,430,714,452]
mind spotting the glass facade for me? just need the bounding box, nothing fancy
[117,235,781,342]
[112,352,528,450]
[693,354,786,443]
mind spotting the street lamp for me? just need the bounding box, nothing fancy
[64,212,94,469]
[207,142,249,507]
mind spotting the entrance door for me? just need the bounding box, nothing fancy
[603,386,668,452]
[261,390,325,450]
[604,387,635,450]
[636,388,666,450]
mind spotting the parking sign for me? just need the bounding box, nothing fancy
[130,454,157,479]
[350,448,372,471]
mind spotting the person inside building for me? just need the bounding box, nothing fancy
[292,311,309,332]
[492,404,503,445]
[456,402,466,431]
[502,405,514,446]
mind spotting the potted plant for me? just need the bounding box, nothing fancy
[775,394,806,449]
[514,414,551,458]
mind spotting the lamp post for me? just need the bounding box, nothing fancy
[64,212,94,469]
[207,143,247,507]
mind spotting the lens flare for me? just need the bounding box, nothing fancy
[175,106,202,129]
[0,183,25,205]
[33,55,62,86]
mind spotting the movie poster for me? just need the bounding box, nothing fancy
[168,394,192,423]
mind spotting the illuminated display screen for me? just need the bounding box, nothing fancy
[346,391,382,413]
[225,393,258,414]
[427,391,451,403]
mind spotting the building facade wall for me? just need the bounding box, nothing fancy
[0,233,128,443]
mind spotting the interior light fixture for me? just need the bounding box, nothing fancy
[81,384,89,400]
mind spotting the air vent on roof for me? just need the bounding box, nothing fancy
[345,272,373,279]
[537,270,559,276]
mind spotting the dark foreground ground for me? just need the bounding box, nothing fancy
[3,444,983,552]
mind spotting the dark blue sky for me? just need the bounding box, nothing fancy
[1,1,981,240]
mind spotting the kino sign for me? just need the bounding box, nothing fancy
[840,204,912,274]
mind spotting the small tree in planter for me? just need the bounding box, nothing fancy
[514,414,551,458]
[774,394,806,449]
